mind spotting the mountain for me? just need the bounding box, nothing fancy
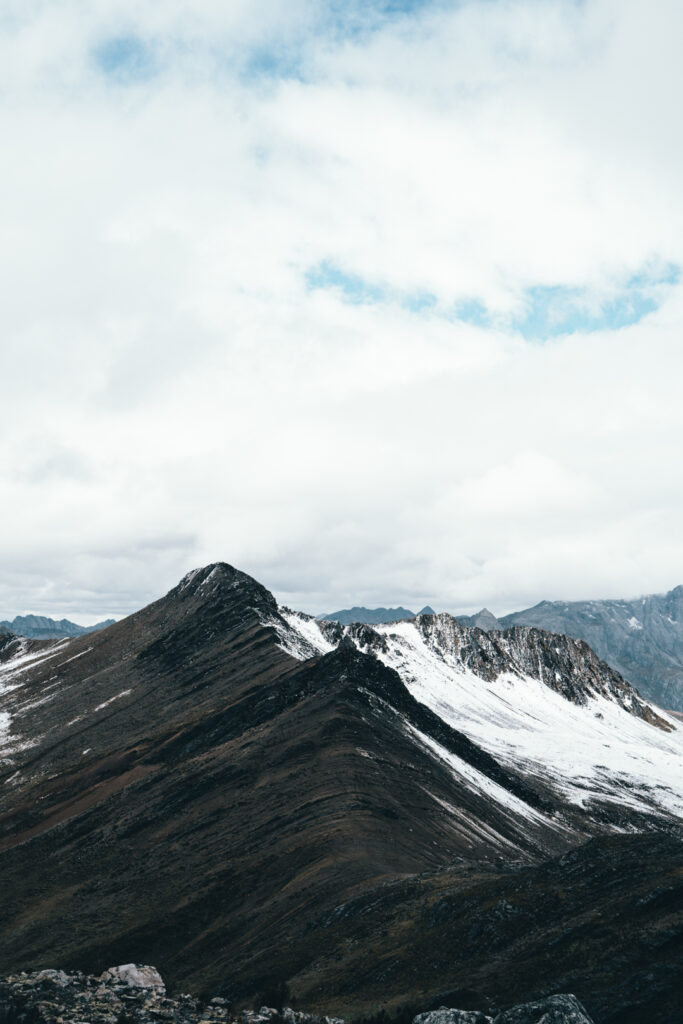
[0,614,116,639]
[454,608,503,631]
[498,586,683,710]
[318,606,418,625]
[0,564,681,1023]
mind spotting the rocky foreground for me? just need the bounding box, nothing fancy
[0,966,594,1024]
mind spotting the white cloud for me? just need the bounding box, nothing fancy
[1,0,683,620]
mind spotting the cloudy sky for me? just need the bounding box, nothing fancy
[2,0,683,622]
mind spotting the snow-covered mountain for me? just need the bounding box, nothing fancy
[277,608,683,834]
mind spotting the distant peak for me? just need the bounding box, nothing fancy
[418,605,436,616]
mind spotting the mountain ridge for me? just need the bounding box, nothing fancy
[317,584,683,710]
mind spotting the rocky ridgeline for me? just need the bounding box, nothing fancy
[0,967,594,1024]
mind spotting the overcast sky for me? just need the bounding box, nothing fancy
[2,0,683,623]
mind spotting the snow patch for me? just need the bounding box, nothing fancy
[269,609,335,660]
[627,616,643,631]
[93,689,132,713]
[178,568,202,591]
[56,647,92,667]
[0,639,70,694]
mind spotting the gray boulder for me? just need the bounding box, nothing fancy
[493,994,593,1023]
[413,1009,493,1024]
[99,963,165,991]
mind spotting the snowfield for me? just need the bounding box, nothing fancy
[371,619,683,819]
[277,609,683,823]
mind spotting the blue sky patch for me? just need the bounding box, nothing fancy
[242,45,304,84]
[306,262,439,313]
[306,260,679,339]
[508,265,680,339]
[306,262,385,305]
[94,34,156,82]
[453,298,492,329]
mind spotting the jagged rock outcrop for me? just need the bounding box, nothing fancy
[0,629,16,657]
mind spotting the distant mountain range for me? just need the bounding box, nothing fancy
[320,586,683,711]
[318,604,435,625]
[495,587,683,712]
[0,614,116,639]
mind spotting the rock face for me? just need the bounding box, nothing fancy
[499,586,683,710]
[0,564,681,1022]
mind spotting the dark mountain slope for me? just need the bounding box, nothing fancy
[291,830,683,1024]
[0,565,570,1000]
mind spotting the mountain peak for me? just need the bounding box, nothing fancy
[170,562,278,613]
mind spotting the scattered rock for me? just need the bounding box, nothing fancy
[32,970,70,987]
[0,969,594,1024]
[0,969,346,1024]
[492,994,594,1023]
